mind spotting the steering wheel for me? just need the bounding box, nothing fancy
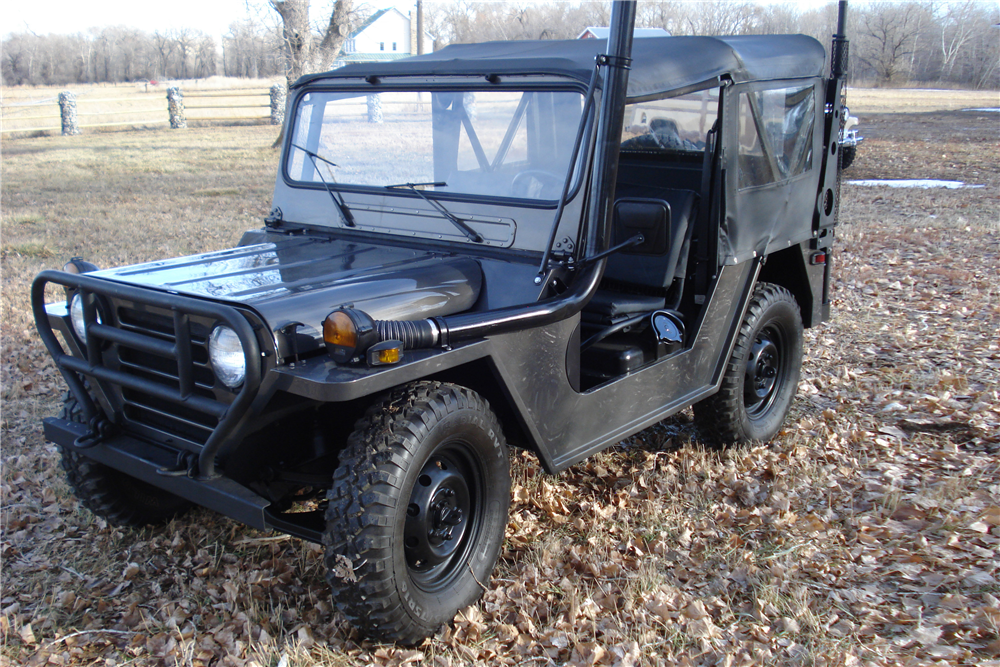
[510,170,563,199]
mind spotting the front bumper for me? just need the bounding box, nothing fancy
[45,416,326,542]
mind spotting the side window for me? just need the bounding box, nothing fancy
[621,89,719,154]
[737,93,773,188]
[738,84,815,189]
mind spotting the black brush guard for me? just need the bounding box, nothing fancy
[32,270,264,480]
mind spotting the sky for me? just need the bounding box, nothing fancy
[1,0,413,39]
[3,0,838,39]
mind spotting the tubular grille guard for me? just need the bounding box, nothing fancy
[31,270,264,478]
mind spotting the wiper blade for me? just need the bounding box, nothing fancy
[291,143,355,227]
[385,182,483,243]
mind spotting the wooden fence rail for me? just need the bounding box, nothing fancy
[0,85,284,136]
[0,85,416,136]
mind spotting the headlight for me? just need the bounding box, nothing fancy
[323,308,377,364]
[69,292,101,342]
[209,326,246,388]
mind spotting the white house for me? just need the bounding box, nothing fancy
[339,7,434,64]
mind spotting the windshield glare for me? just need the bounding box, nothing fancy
[287,90,585,201]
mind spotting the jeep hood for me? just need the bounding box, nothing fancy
[88,233,482,339]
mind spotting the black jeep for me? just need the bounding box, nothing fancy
[33,2,850,644]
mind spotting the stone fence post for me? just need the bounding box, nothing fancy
[167,87,186,129]
[270,84,287,126]
[58,92,80,136]
[367,94,383,124]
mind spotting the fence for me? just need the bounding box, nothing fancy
[0,84,286,136]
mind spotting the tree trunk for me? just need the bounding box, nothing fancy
[270,0,354,148]
[315,0,354,72]
[271,0,312,89]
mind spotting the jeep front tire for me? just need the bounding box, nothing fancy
[324,382,511,644]
[58,392,192,526]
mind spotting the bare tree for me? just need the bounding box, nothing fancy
[269,0,354,88]
[226,19,270,78]
[683,1,762,36]
[172,28,197,79]
[938,1,980,80]
[855,2,924,85]
[151,32,168,79]
[195,34,218,78]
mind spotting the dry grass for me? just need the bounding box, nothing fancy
[2,89,999,667]
[846,87,999,114]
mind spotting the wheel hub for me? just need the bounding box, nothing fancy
[404,457,471,571]
[745,332,780,415]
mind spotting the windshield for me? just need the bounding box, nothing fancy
[286,90,585,201]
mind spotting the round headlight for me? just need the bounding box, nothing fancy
[209,326,246,388]
[69,293,101,342]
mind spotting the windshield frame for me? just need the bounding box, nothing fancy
[280,80,593,210]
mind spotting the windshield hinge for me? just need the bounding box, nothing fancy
[265,207,283,226]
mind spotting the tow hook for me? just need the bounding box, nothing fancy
[73,417,115,449]
[157,450,199,478]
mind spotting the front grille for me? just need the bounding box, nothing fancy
[110,303,231,446]
[34,270,264,477]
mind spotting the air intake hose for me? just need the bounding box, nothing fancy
[375,319,439,349]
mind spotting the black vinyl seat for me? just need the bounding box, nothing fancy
[582,291,665,323]
[584,187,697,324]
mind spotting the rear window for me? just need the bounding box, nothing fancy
[621,89,720,154]
[737,85,815,189]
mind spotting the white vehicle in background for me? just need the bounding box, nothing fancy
[840,107,863,168]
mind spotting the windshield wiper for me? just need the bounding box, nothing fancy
[291,143,355,227]
[385,182,483,243]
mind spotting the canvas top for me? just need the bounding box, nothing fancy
[293,35,827,99]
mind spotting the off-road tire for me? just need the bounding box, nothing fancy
[58,392,191,526]
[694,283,803,447]
[840,143,856,169]
[324,381,510,644]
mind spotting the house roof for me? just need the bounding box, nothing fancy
[578,27,671,39]
[296,35,827,100]
[348,7,393,40]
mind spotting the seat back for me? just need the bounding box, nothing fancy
[604,187,697,289]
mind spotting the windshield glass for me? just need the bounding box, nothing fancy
[286,90,585,201]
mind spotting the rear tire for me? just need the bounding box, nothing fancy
[58,392,191,526]
[840,143,857,169]
[324,381,510,644]
[695,284,803,446]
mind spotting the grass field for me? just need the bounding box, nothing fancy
[1,88,998,667]
[845,88,998,114]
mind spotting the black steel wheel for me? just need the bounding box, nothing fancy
[57,392,191,526]
[324,382,510,644]
[694,283,803,446]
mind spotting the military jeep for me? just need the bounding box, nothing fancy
[33,2,850,644]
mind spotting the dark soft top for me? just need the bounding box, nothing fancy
[293,35,827,99]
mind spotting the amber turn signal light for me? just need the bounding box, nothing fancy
[367,340,403,367]
[323,308,377,364]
